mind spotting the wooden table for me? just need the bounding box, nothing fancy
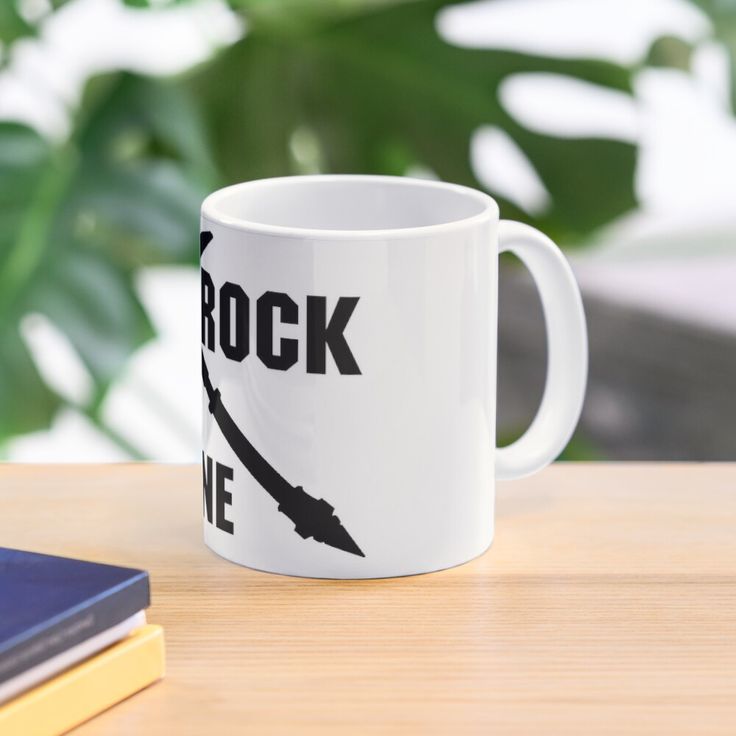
[1,463,735,734]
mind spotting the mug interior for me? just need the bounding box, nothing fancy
[202,175,493,234]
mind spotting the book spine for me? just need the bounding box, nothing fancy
[0,573,150,684]
[0,624,165,736]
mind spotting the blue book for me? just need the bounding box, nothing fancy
[0,548,150,687]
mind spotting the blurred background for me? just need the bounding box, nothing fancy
[0,0,733,462]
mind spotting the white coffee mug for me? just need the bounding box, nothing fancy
[200,175,586,579]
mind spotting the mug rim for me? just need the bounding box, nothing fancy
[201,174,499,240]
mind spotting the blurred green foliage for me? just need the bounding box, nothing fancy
[691,1,736,110]
[0,0,643,453]
[0,77,214,449]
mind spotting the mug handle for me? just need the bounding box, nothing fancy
[495,220,588,480]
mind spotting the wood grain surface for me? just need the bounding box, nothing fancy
[1,463,734,735]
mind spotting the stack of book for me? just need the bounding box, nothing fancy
[0,547,165,736]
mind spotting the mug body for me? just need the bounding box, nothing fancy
[201,175,499,578]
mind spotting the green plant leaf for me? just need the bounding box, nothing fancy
[683,1,736,111]
[228,0,424,33]
[0,74,213,444]
[0,0,71,47]
[0,2,36,45]
[191,0,637,243]
[188,35,302,183]
[0,123,61,438]
[121,0,200,7]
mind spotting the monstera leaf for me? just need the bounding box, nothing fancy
[190,0,637,243]
[0,74,214,444]
[0,3,35,45]
[0,0,70,48]
[687,1,736,110]
[0,124,60,437]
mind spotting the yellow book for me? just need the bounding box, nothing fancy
[0,624,165,736]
